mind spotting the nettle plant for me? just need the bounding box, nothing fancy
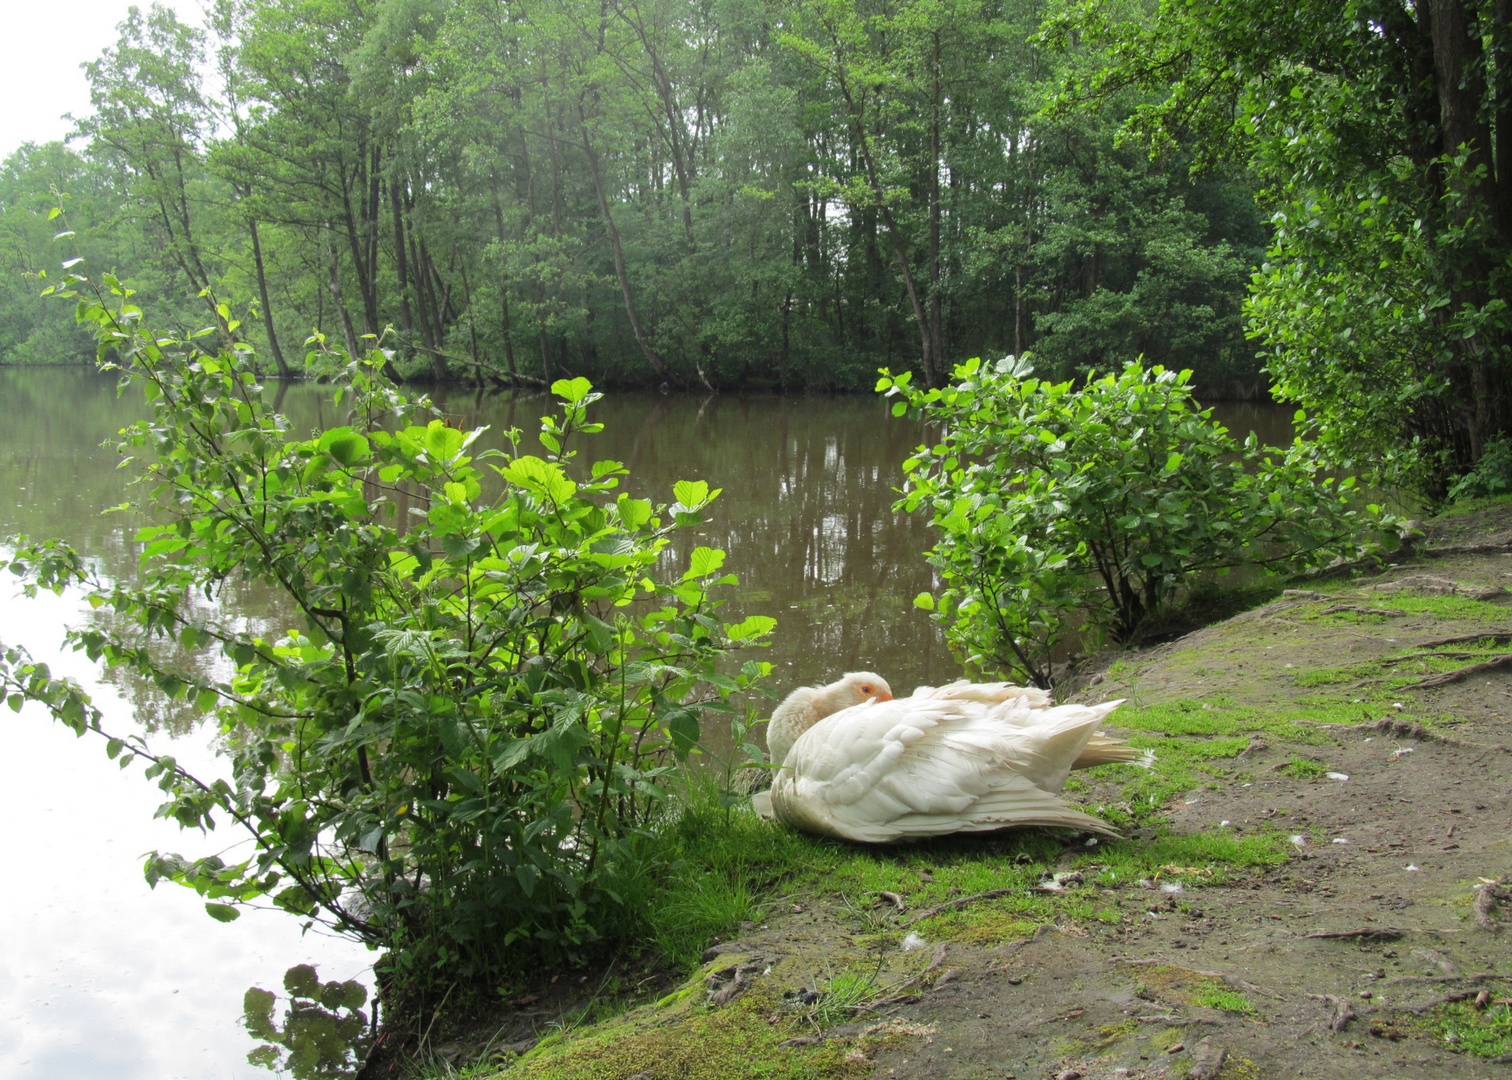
[1,262,775,991]
[879,357,1392,687]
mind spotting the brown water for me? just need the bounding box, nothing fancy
[0,366,1295,1078]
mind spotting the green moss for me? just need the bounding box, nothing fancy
[1201,1054,1259,1080]
[1433,492,1512,519]
[509,982,877,1080]
[1089,1019,1139,1048]
[1352,594,1510,620]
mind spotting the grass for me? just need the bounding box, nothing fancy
[1304,593,1512,623]
[1292,639,1512,695]
[1423,1001,1512,1059]
[1189,984,1257,1015]
[1279,755,1329,779]
[1074,832,1289,886]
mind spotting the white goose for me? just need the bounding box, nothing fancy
[753,673,1143,843]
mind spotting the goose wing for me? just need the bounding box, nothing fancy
[770,697,1117,843]
[911,680,1052,709]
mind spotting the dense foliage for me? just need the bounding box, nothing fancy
[0,0,1263,392]
[1,247,777,995]
[881,356,1392,686]
[1045,0,1512,498]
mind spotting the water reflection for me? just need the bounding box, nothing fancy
[243,966,371,1078]
[0,367,1299,1077]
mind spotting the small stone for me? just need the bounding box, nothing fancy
[1167,1043,1185,1054]
[1056,1071,1082,1080]
[1006,975,1023,985]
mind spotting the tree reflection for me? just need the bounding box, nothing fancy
[244,965,372,1078]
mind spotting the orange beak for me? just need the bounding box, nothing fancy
[876,691,893,702]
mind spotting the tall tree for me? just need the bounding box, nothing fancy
[1047,0,1512,496]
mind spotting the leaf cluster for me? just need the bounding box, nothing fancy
[3,245,777,995]
[879,355,1391,685]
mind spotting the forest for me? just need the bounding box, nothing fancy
[0,0,1268,397]
[8,0,1511,498]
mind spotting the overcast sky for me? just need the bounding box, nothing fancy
[0,1,201,160]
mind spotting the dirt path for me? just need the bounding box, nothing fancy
[464,501,1512,1080]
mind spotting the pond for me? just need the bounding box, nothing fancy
[0,366,1293,1077]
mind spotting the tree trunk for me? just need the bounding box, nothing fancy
[577,99,676,384]
[831,47,937,387]
[249,219,290,378]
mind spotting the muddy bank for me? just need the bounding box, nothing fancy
[371,498,1512,1080]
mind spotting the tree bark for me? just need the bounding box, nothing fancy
[249,219,290,378]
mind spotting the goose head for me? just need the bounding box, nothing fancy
[814,671,893,718]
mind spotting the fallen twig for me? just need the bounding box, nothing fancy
[1134,1014,1228,1026]
[904,888,1044,925]
[1384,972,1512,986]
[1301,928,1408,942]
[1389,990,1482,1014]
[1319,604,1407,617]
[875,891,906,913]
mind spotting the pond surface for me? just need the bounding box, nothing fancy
[0,366,1292,1077]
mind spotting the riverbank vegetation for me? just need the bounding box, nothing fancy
[1,257,790,1016]
[882,356,1396,687]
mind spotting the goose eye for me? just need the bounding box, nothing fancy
[860,684,873,694]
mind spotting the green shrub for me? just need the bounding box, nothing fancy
[878,357,1391,685]
[1447,436,1512,502]
[1,257,774,996]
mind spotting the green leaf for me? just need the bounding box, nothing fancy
[551,376,594,403]
[205,903,241,923]
[673,479,710,507]
[725,615,777,641]
[423,420,466,462]
[685,546,726,579]
[618,496,652,530]
[913,592,936,610]
[502,456,577,503]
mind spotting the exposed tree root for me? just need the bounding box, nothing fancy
[1415,631,1512,648]
[1306,993,1355,1032]
[1421,536,1512,556]
[1319,604,1407,617]
[1401,652,1512,690]
[1475,876,1509,932]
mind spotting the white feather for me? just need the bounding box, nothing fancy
[768,692,1133,843]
